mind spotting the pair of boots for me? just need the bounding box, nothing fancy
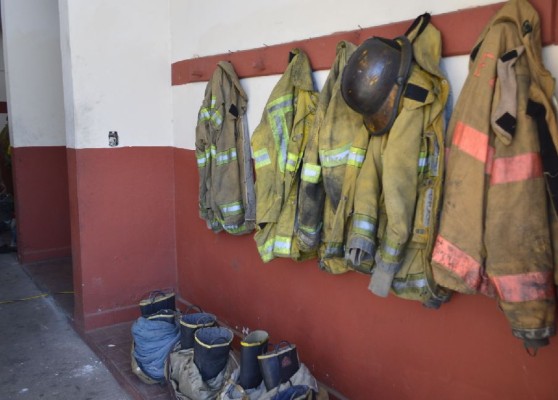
[190,327,266,386]
[239,332,301,391]
[180,310,216,349]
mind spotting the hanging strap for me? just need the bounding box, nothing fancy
[527,99,558,215]
[404,13,431,42]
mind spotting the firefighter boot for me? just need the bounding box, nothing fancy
[193,327,233,381]
[239,330,269,389]
[179,311,216,349]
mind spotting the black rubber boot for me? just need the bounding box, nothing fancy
[239,330,269,389]
[193,327,233,381]
[179,312,215,349]
[258,341,300,391]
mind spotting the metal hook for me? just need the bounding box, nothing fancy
[252,59,265,71]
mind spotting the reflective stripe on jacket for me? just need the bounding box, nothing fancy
[195,61,255,235]
[251,49,318,262]
[431,0,557,348]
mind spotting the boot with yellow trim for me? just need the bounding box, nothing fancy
[238,330,269,389]
[193,327,234,381]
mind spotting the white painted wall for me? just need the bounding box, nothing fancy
[1,1,553,150]
[170,0,502,62]
[0,32,8,126]
[0,33,6,102]
[1,0,66,147]
[58,0,173,149]
[171,1,558,151]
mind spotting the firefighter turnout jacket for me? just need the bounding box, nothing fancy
[251,49,319,262]
[387,15,452,305]
[431,0,558,349]
[344,15,451,304]
[195,62,256,235]
[295,40,370,274]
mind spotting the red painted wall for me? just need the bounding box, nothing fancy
[67,147,177,331]
[175,148,558,399]
[172,2,558,397]
[12,146,71,263]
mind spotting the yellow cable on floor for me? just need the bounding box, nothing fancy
[0,291,75,305]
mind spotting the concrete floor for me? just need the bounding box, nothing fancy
[0,253,132,400]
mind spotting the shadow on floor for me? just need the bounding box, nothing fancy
[22,256,169,399]
[0,253,131,400]
[22,257,74,318]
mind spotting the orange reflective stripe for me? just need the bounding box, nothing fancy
[432,236,483,290]
[452,121,489,163]
[473,52,496,78]
[491,271,555,302]
[490,152,543,185]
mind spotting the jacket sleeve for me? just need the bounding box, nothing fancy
[195,89,216,231]
[345,135,381,267]
[294,61,336,253]
[251,101,284,225]
[296,115,324,252]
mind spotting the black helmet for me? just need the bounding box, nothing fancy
[341,35,413,136]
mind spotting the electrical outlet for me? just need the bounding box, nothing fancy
[108,131,119,147]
